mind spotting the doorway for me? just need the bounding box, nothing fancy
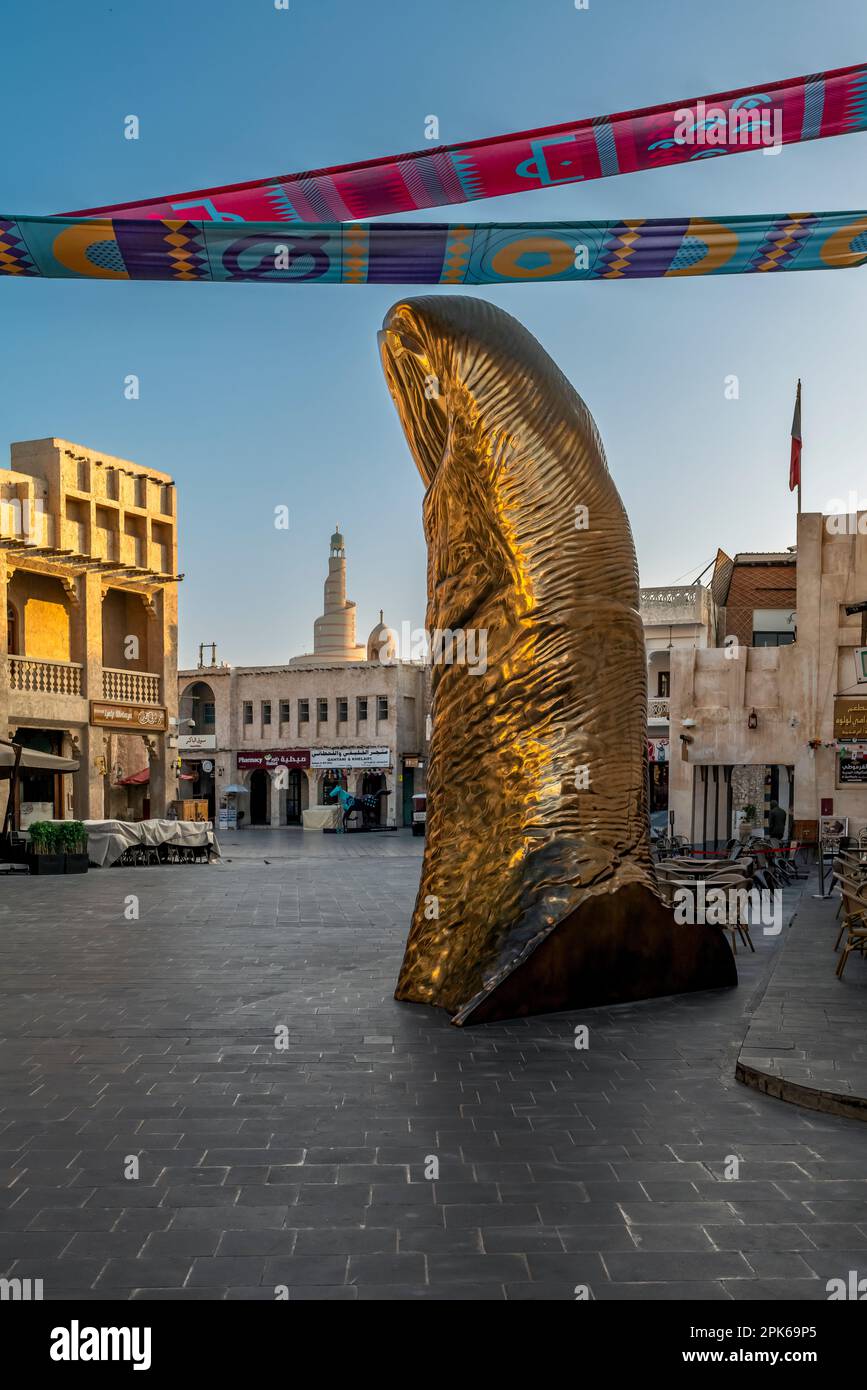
[12,728,62,826]
[249,769,269,825]
[649,761,668,814]
[286,769,302,825]
[362,772,387,825]
[402,767,415,827]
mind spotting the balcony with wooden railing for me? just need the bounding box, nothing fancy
[648,695,670,722]
[7,655,83,696]
[102,668,161,705]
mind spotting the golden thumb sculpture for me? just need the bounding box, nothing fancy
[379,296,736,1026]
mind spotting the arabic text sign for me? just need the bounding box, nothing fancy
[834,698,867,741]
[236,749,310,770]
[310,746,390,769]
[178,733,217,751]
[90,701,167,732]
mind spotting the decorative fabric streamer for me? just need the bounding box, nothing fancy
[63,62,867,224]
[3,211,866,284]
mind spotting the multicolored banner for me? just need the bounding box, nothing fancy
[2,211,866,285]
[64,62,867,224]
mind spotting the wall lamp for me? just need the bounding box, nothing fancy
[747,708,758,730]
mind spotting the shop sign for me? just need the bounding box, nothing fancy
[838,754,867,784]
[833,698,867,741]
[311,746,390,769]
[820,814,848,859]
[178,733,217,751]
[236,749,310,770]
[90,701,167,732]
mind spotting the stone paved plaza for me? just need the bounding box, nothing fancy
[1,829,866,1302]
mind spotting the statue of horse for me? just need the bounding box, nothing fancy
[328,784,390,832]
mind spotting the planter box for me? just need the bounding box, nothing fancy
[28,853,65,875]
[64,853,89,874]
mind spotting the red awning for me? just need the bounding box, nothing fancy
[118,767,150,786]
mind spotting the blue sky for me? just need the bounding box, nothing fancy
[2,0,866,666]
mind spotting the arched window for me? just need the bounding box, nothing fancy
[180,681,216,732]
[7,603,18,655]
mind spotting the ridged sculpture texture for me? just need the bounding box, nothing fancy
[379,296,736,1025]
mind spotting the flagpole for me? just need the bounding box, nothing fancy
[796,378,802,515]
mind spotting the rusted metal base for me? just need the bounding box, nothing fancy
[443,884,737,1025]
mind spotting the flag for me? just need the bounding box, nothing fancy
[789,380,802,493]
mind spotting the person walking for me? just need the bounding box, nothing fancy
[768,800,787,841]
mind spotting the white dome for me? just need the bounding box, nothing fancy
[367,611,398,663]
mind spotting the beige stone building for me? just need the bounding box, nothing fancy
[178,530,428,829]
[669,514,867,848]
[640,584,717,820]
[0,438,180,825]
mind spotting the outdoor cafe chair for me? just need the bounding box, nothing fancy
[784,841,809,879]
[658,873,755,953]
[831,858,867,922]
[681,855,752,871]
[835,904,867,979]
[833,875,867,951]
[834,849,867,880]
[656,835,691,859]
[683,878,750,956]
[696,873,757,953]
[722,837,748,860]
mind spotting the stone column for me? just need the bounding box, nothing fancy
[74,724,107,820]
[73,572,108,818]
[270,769,283,827]
[148,735,169,818]
[149,586,177,817]
[667,647,695,840]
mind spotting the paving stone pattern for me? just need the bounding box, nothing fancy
[737,885,867,1118]
[0,830,865,1301]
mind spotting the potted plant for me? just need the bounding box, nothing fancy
[26,821,65,875]
[738,803,760,840]
[59,820,89,874]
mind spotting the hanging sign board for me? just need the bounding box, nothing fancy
[236,750,310,770]
[310,746,390,769]
[90,701,167,731]
[838,750,867,784]
[833,698,867,741]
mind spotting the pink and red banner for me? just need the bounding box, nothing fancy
[64,63,867,225]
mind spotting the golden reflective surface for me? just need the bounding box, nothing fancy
[379,297,733,1023]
